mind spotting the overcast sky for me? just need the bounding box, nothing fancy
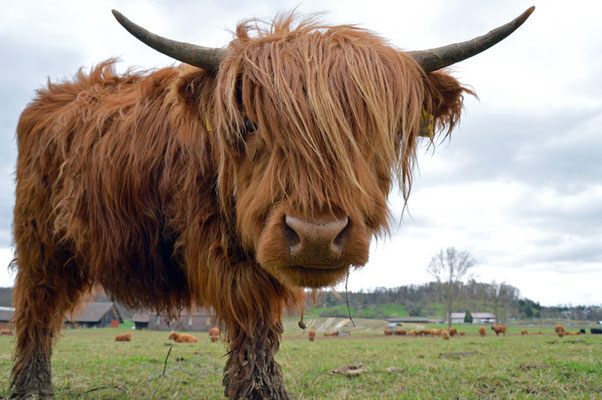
[1,0,600,306]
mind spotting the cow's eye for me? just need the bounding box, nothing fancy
[244,119,257,134]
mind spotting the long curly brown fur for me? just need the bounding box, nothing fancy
[11,13,470,399]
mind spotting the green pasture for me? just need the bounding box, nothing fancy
[0,319,600,399]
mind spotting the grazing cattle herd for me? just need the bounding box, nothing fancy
[4,322,586,347]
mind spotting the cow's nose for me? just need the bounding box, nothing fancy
[284,215,350,263]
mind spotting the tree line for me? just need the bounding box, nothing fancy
[311,281,602,322]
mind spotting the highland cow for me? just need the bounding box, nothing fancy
[10,7,533,399]
[114,333,132,342]
[209,327,220,343]
[384,329,393,336]
[394,329,407,336]
[168,332,198,343]
[308,329,316,341]
[1,329,13,336]
[448,328,458,337]
[491,325,507,336]
[479,327,487,337]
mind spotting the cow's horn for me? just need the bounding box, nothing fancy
[111,10,228,72]
[408,6,535,73]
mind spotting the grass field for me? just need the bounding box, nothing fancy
[1,319,600,399]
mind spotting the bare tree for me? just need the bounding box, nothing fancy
[488,281,519,324]
[427,247,475,329]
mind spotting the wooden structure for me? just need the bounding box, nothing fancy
[131,308,216,332]
[64,302,122,328]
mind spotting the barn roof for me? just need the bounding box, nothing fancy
[0,306,14,322]
[131,309,213,322]
[67,302,121,323]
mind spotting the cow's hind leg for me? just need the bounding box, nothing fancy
[10,238,87,399]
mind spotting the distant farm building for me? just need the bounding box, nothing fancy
[131,309,216,332]
[385,317,431,327]
[65,302,123,328]
[450,312,496,324]
[0,307,15,330]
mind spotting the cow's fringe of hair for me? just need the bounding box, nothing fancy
[213,13,471,243]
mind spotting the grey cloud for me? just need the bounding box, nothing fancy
[418,106,602,190]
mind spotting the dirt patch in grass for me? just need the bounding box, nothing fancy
[438,351,478,359]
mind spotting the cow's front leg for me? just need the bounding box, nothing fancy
[223,322,288,399]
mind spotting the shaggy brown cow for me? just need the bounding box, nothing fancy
[521,329,528,336]
[384,329,393,336]
[491,325,507,336]
[308,329,316,342]
[555,325,566,335]
[114,333,132,342]
[459,332,465,336]
[9,7,534,399]
[440,330,450,340]
[324,331,340,337]
[479,327,487,337]
[168,332,198,343]
[448,328,458,337]
[394,329,407,336]
[209,327,220,343]
[1,329,13,336]
[533,331,542,335]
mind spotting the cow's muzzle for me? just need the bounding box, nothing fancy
[283,214,350,266]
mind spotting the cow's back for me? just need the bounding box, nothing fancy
[14,60,193,310]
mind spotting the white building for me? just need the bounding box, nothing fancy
[450,312,496,324]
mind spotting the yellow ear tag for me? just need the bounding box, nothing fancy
[419,108,435,138]
[205,107,214,132]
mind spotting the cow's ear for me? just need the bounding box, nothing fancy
[422,71,475,135]
[172,68,216,115]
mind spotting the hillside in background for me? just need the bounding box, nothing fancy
[1,281,601,322]
[304,280,602,322]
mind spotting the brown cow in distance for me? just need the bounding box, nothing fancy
[384,329,393,336]
[308,330,316,342]
[394,329,407,336]
[9,6,534,399]
[479,327,487,337]
[114,333,132,342]
[521,329,528,336]
[491,325,507,336]
[1,329,13,336]
[209,327,220,343]
[448,328,458,337]
[168,332,198,343]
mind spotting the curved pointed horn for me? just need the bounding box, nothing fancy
[111,10,228,72]
[409,6,535,73]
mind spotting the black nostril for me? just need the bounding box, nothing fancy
[332,223,351,248]
[332,219,351,250]
[283,218,301,248]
